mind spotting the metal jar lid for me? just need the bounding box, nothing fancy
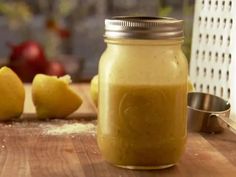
[104,16,184,40]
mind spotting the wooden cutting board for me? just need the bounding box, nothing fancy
[0,84,235,177]
[0,120,236,177]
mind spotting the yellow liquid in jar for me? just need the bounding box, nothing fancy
[97,82,187,168]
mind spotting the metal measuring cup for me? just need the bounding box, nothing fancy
[187,92,236,133]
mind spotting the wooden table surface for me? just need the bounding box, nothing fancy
[0,84,236,177]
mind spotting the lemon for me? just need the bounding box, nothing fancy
[188,78,195,92]
[90,75,98,106]
[0,66,25,120]
[32,74,82,119]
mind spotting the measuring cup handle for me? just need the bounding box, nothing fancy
[210,114,236,132]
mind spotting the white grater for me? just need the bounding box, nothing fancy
[190,0,236,121]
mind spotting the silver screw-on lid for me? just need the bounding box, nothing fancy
[104,16,184,40]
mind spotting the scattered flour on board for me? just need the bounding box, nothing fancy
[42,123,96,135]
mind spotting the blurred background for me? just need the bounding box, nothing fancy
[0,0,195,82]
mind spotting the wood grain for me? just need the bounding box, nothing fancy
[0,84,235,177]
[0,121,236,177]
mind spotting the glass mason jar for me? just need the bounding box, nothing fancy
[97,16,188,170]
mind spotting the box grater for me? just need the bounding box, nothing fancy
[190,0,236,121]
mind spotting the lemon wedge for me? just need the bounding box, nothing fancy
[0,66,25,120]
[90,75,98,106]
[32,74,82,119]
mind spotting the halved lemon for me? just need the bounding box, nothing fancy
[32,74,82,119]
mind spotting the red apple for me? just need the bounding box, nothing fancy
[8,41,47,68]
[7,41,48,82]
[45,60,66,76]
